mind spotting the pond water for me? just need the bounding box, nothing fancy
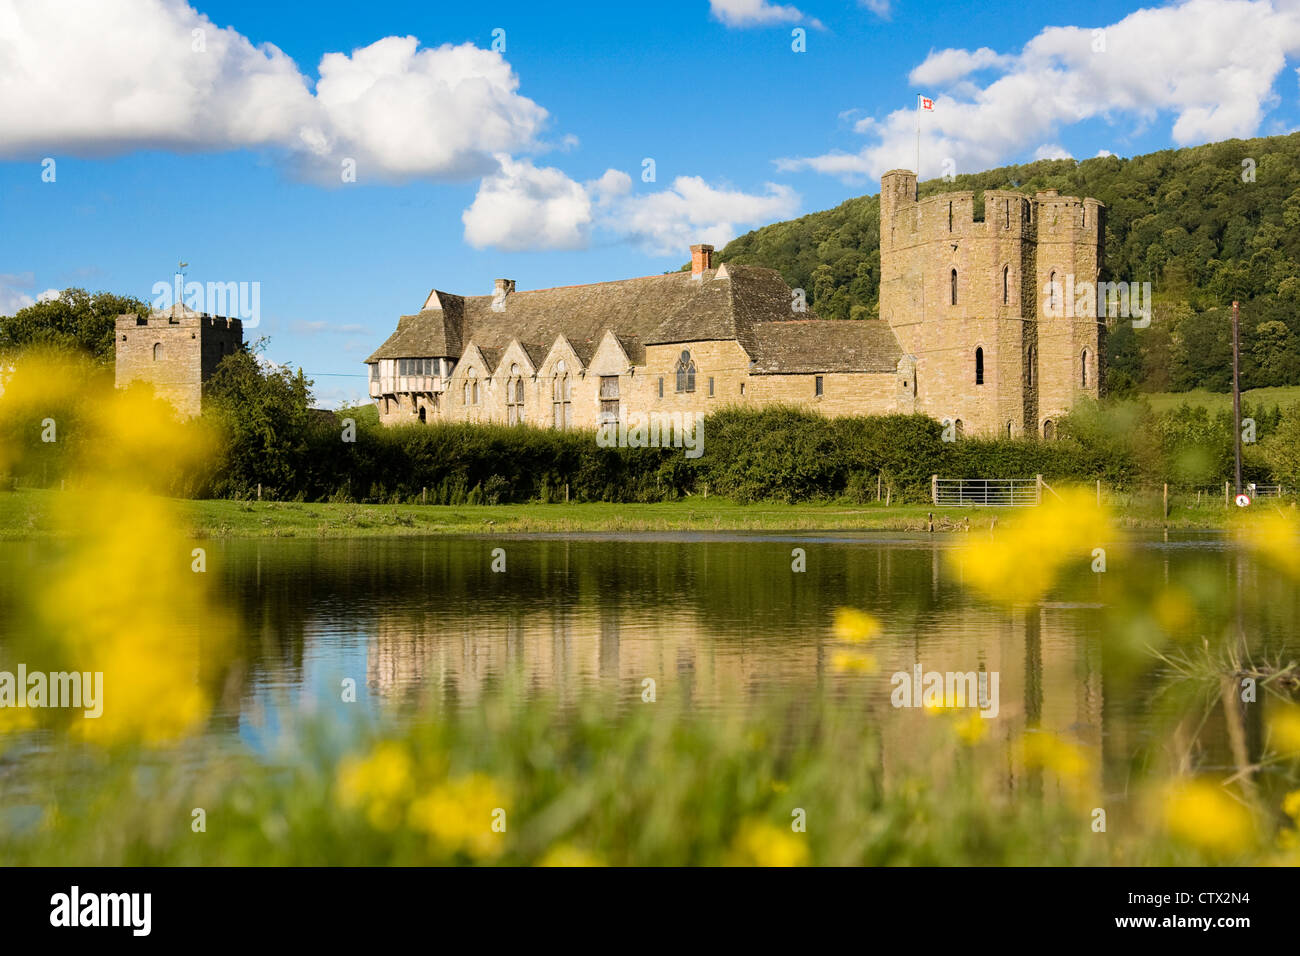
[1,530,1294,785]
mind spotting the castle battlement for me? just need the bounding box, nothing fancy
[878,168,1105,440]
[114,306,245,417]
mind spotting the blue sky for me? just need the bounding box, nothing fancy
[2,0,1299,406]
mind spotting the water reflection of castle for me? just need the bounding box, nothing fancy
[364,591,1110,800]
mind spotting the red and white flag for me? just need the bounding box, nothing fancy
[919,96,934,111]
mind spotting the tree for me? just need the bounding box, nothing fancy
[0,288,149,363]
[203,339,314,496]
[1251,320,1300,387]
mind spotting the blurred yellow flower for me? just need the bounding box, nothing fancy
[1269,702,1300,756]
[727,819,809,867]
[1020,731,1090,782]
[954,712,989,745]
[833,608,882,643]
[0,350,231,747]
[1282,790,1300,822]
[950,489,1113,605]
[408,773,506,859]
[337,742,414,831]
[831,650,878,674]
[1233,511,1300,579]
[1152,587,1196,637]
[1162,779,1255,858]
[537,844,605,867]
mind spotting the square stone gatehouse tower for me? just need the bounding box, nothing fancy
[115,303,244,418]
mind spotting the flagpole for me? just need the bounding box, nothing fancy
[915,94,921,185]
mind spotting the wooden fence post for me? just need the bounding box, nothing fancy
[1163,483,1168,519]
[1225,480,1230,508]
[931,474,938,505]
[1096,479,1101,507]
[1035,474,1043,505]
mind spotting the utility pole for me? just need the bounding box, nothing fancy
[1232,300,1242,496]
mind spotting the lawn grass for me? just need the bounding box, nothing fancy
[1142,385,1300,414]
[0,487,1276,539]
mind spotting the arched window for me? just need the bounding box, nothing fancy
[975,347,984,385]
[950,269,958,306]
[464,367,478,406]
[506,363,525,425]
[955,419,964,439]
[1042,419,1055,440]
[675,350,696,393]
[1081,348,1090,387]
[152,342,162,361]
[1048,270,1057,313]
[418,406,427,424]
[552,360,572,429]
[1006,421,1014,439]
[1002,265,1010,305]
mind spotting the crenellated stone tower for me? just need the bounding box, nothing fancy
[878,170,1103,438]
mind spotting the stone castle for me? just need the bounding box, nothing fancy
[113,173,1103,433]
[365,171,1104,437]
[114,303,244,417]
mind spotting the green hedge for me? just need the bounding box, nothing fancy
[195,400,1290,505]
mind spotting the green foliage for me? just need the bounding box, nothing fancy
[203,340,314,496]
[0,288,150,363]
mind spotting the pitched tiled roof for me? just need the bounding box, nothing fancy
[366,264,899,375]
[748,320,902,374]
[366,308,461,362]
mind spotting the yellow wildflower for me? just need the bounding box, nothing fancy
[537,844,605,867]
[1283,790,1300,822]
[831,650,878,674]
[833,608,882,643]
[1233,511,1300,579]
[408,773,507,859]
[727,819,809,867]
[954,711,989,745]
[336,742,414,831]
[1269,702,1300,756]
[1020,731,1090,782]
[1162,779,1255,858]
[950,489,1114,605]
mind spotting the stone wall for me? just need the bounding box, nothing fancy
[115,312,243,418]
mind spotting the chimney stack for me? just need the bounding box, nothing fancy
[491,278,515,313]
[690,244,714,278]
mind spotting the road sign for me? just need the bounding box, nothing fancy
[1235,493,1252,507]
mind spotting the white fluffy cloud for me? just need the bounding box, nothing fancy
[778,0,1300,181]
[462,159,799,255]
[0,273,57,314]
[462,156,596,251]
[0,0,547,181]
[709,0,818,28]
[610,176,800,255]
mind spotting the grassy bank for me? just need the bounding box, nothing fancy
[0,487,1280,539]
[1143,385,1300,413]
